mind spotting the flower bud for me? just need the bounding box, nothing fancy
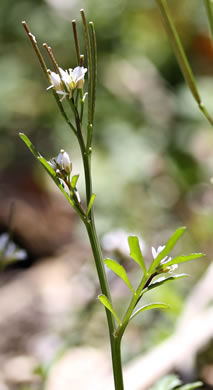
[56,149,72,174]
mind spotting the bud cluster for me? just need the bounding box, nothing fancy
[49,149,80,203]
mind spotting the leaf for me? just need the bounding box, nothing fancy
[104,259,135,294]
[19,133,41,158]
[150,374,182,390]
[178,382,203,390]
[19,133,75,208]
[128,236,146,274]
[142,274,188,295]
[86,193,96,216]
[130,302,169,321]
[98,294,121,325]
[150,226,186,272]
[70,174,79,189]
[165,253,205,267]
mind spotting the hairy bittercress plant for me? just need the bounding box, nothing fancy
[20,6,206,390]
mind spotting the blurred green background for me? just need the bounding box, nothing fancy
[0,0,213,387]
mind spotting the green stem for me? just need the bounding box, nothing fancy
[156,0,213,127]
[72,20,81,64]
[116,270,159,342]
[114,337,124,389]
[89,21,97,127]
[155,0,201,104]
[77,133,124,389]
[116,274,148,340]
[81,9,93,126]
[85,220,124,389]
[204,0,213,42]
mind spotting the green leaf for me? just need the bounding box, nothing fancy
[104,259,135,294]
[128,236,146,273]
[150,227,186,272]
[178,382,203,390]
[165,253,205,267]
[70,174,79,189]
[98,294,121,325]
[19,133,75,208]
[86,193,96,216]
[142,274,188,295]
[130,302,169,321]
[150,374,182,390]
[19,133,41,158]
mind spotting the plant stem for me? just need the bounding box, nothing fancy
[71,104,124,387]
[156,0,213,127]
[115,274,148,340]
[204,0,213,42]
[80,145,124,388]
[85,219,124,389]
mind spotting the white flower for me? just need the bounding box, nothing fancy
[56,149,72,174]
[152,244,178,273]
[61,66,87,91]
[0,233,27,263]
[152,245,171,264]
[152,245,166,260]
[47,66,87,101]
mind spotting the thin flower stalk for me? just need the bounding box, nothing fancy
[156,0,213,127]
[80,9,93,127]
[204,0,213,43]
[72,20,81,64]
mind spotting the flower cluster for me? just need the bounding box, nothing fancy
[152,245,178,273]
[47,66,87,100]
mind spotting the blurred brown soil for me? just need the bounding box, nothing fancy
[0,169,77,259]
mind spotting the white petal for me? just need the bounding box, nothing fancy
[152,247,157,259]
[5,242,16,258]
[48,160,57,170]
[49,71,62,90]
[15,249,27,260]
[157,245,165,254]
[60,68,71,85]
[0,233,9,251]
[73,66,87,82]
